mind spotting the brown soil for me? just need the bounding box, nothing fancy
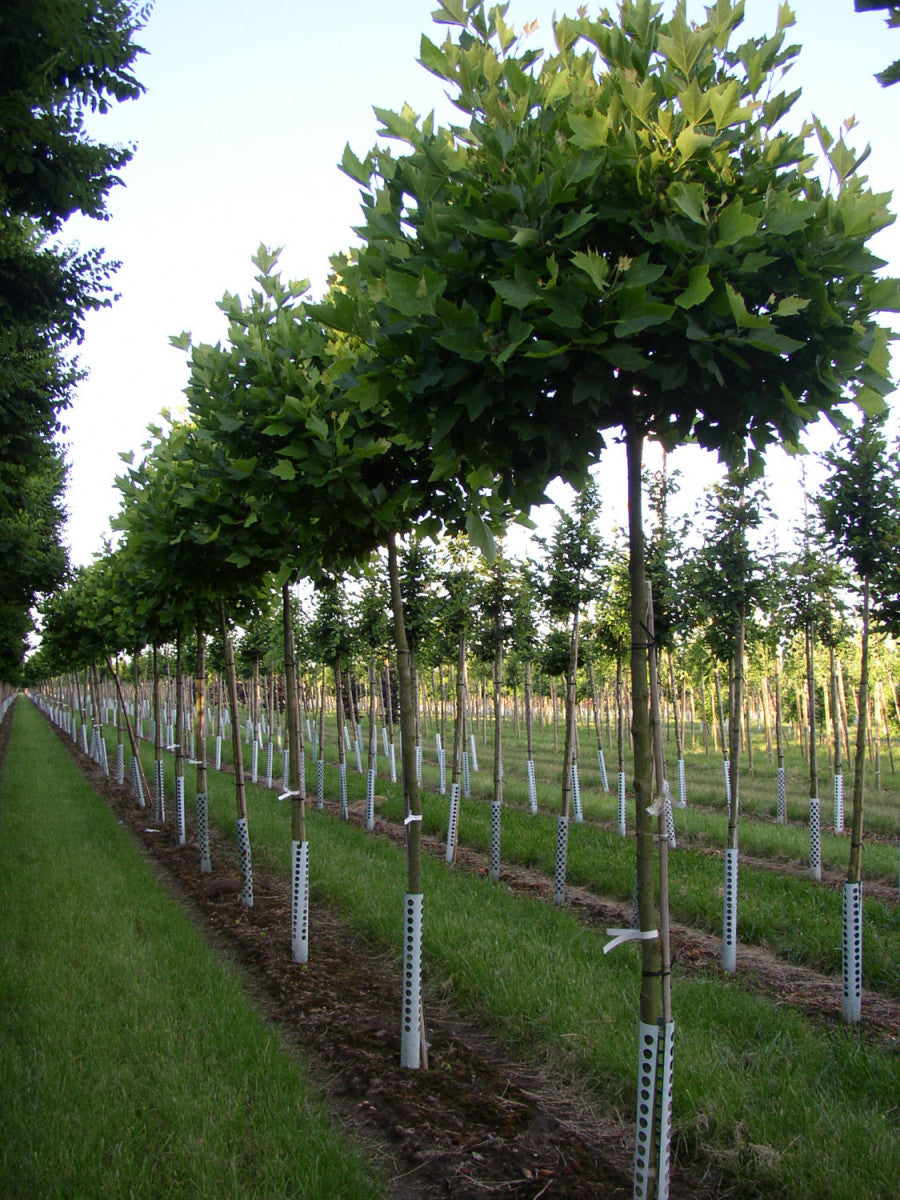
[8,702,899,1200]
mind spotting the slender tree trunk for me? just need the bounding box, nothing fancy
[849,578,870,884]
[174,633,186,844]
[727,623,745,852]
[221,600,251,906]
[387,532,427,1069]
[282,584,305,842]
[109,657,151,805]
[626,422,660,1025]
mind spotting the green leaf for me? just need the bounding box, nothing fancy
[773,296,810,317]
[674,264,713,309]
[613,304,675,338]
[866,276,900,313]
[305,413,329,440]
[567,110,610,150]
[725,283,770,330]
[854,387,889,416]
[668,181,707,225]
[746,328,806,355]
[559,208,596,239]
[269,459,296,481]
[675,126,715,162]
[571,249,609,292]
[716,199,759,246]
[658,12,707,77]
[511,226,540,247]
[490,277,540,308]
[340,143,371,186]
[465,510,497,562]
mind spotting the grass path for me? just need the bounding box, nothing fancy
[0,698,383,1200]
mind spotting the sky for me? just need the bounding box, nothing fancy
[59,0,900,568]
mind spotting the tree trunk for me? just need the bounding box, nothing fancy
[221,601,251,906]
[849,577,870,884]
[387,532,426,1070]
[626,421,660,1026]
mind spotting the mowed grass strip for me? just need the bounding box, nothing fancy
[0,700,382,1200]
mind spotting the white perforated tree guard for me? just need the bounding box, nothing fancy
[553,814,568,906]
[677,759,686,809]
[155,759,165,822]
[365,769,376,832]
[215,735,222,771]
[312,729,319,760]
[174,775,186,845]
[316,759,325,810]
[116,743,125,786]
[664,789,676,850]
[723,757,731,803]
[236,817,253,907]
[291,839,309,963]
[617,772,627,837]
[382,727,389,756]
[415,743,422,785]
[597,747,609,792]
[776,766,786,823]
[571,762,583,823]
[282,748,290,793]
[389,743,397,784]
[722,848,738,975]
[633,1020,674,1200]
[439,747,446,795]
[251,740,259,784]
[468,733,478,774]
[339,762,348,819]
[809,797,822,881]
[834,772,844,834]
[400,892,423,1069]
[196,792,212,873]
[462,751,470,798]
[490,800,502,883]
[265,742,274,789]
[841,880,862,1024]
[353,737,363,774]
[131,756,146,809]
[445,782,460,865]
[527,759,538,814]
[99,735,109,776]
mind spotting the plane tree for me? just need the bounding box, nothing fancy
[178,249,510,1068]
[336,0,898,1188]
[818,412,900,1022]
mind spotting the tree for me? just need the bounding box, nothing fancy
[818,412,900,1022]
[537,479,605,899]
[339,1,897,1189]
[685,463,769,973]
[0,1,150,677]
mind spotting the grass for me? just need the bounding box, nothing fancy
[0,698,384,1200]
[109,714,900,1200]
[134,705,900,998]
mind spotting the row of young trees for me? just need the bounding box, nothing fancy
[15,3,899,1196]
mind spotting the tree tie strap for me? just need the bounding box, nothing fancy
[603,927,659,954]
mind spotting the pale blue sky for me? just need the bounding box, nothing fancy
[61,0,899,566]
